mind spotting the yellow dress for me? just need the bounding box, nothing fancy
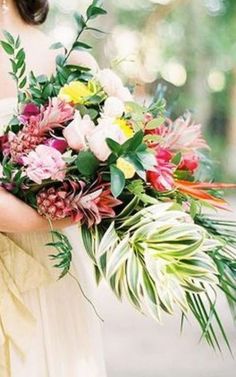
[0,98,106,377]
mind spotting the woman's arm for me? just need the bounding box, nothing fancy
[0,188,73,233]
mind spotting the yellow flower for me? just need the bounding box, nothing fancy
[59,81,93,104]
[115,118,134,139]
[117,157,136,179]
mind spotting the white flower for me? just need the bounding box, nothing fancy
[97,68,133,102]
[103,96,125,118]
[63,111,95,152]
[87,118,127,162]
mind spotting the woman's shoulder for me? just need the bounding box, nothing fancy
[21,26,56,76]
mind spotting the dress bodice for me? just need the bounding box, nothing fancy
[0,97,17,127]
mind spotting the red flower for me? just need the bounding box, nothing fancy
[147,148,175,192]
[0,135,10,156]
[179,152,199,173]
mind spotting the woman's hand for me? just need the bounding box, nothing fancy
[0,188,73,233]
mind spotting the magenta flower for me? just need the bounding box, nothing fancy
[19,103,40,124]
[22,145,66,184]
[147,148,175,192]
[0,134,10,156]
[45,137,68,153]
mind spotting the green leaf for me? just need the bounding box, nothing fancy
[56,54,66,67]
[15,36,21,49]
[19,77,27,89]
[50,42,64,50]
[145,116,165,130]
[76,151,99,176]
[122,130,144,152]
[37,74,48,84]
[106,138,123,155]
[86,27,107,35]
[16,47,25,61]
[97,222,118,259]
[74,12,86,29]
[87,5,107,19]
[110,165,126,197]
[0,41,14,55]
[190,201,199,219]
[72,41,92,51]
[106,235,130,279]
[2,30,14,45]
[172,152,182,165]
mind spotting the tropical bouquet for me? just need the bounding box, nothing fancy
[1,0,236,352]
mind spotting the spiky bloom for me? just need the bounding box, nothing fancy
[72,182,122,227]
[161,114,209,152]
[9,98,74,163]
[36,181,121,227]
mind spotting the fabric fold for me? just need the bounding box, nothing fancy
[0,233,51,375]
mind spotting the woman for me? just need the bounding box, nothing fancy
[0,1,107,376]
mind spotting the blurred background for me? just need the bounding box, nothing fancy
[46,0,236,181]
[45,1,236,376]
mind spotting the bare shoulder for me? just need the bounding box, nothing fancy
[0,26,57,98]
[21,26,57,76]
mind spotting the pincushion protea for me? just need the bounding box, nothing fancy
[9,98,74,162]
[37,181,121,226]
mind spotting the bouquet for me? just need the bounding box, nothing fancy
[1,0,236,352]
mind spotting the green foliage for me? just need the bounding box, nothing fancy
[0,31,27,103]
[76,151,100,177]
[47,231,72,279]
[110,165,126,197]
[81,202,232,349]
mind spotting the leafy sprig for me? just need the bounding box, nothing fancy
[0,31,27,104]
[47,231,72,279]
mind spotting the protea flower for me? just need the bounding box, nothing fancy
[9,98,74,163]
[161,114,209,152]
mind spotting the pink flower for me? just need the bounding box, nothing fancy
[147,148,175,192]
[87,118,127,161]
[22,145,66,184]
[39,98,75,132]
[97,69,133,102]
[179,152,199,173]
[63,111,95,151]
[161,115,209,152]
[72,182,122,227]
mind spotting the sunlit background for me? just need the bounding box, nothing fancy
[45,0,236,181]
[45,1,236,376]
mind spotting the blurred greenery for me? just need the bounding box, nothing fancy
[45,0,236,181]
